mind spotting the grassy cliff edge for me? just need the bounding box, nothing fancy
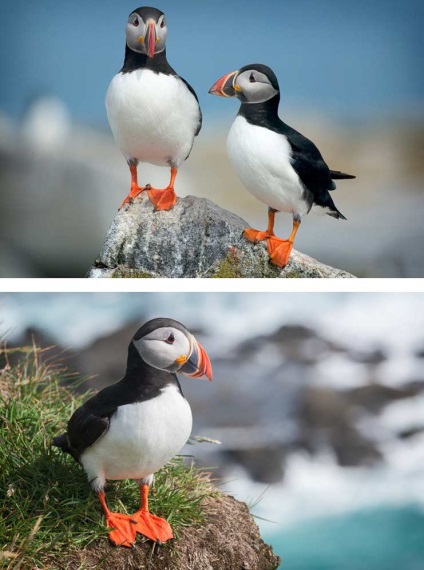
[0,345,280,570]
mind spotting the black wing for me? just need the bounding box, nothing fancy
[287,128,355,189]
[283,126,348,218]
[179,76,202,137]
[52,381,130,462]
[286,127,336,194]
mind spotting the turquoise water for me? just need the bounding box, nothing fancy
[266,506,424,570]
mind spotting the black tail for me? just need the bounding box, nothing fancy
[328,208,347,220]
[52,432,81,463]
[52,433,70,452]
[330,170,356,180]
[314,190,347,220]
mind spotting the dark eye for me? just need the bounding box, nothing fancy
[165,333,175,344]
[160,19,166,28]
[133,17,139,27]
[249,73,256,83]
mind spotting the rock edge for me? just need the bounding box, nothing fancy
[87,194,355,278]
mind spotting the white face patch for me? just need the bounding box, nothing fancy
[235,70,279,104]
[125,12,168,55]
[133,327,191,372]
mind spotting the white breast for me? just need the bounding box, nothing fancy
[81,384,192,490]
[227,116,310,217]
[106,70,199,167]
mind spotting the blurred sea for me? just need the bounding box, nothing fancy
[268,506,424,570]
[1,292,424,568]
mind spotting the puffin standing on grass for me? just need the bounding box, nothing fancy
[53,318,212,547]
[106,7,202,211]
[209,64,355,267]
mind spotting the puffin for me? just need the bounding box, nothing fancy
[106,7,202,211]
[209,64,355,267]
[53,318,212,548]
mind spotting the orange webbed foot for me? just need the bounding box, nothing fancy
[267,236,294,268]
[119,185,148,210]
[147,187,177,211]
[104,511,137,548]
[243,228,272,243]
[131,509,174,544]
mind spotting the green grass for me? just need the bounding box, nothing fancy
[0,345,215,569]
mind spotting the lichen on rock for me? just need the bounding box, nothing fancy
[87,193,355,278]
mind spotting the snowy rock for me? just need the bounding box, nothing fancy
[87,193,355,278]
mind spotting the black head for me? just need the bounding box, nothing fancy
[133,317,187,340]
[125,6,168,58]
[131,318,212,380]
[133,6,164,21]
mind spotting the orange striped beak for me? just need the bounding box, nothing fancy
[179,337,213,381]
[209,71,237,97]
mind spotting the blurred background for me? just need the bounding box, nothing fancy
[1,292,424,569]
[0,0,423,277]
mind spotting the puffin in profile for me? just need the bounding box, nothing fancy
[106,7,202,210]
[53,318,212,547]
[209,64,355,267]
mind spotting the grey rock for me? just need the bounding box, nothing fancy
[87,193,355,278]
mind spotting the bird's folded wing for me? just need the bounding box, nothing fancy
[65,378,141,457]
[290,148,336,194]
[66,404,114,457]
[284,128,336,194]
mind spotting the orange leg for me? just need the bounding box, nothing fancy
[97,491,136,548]
[243,208,276,243]
[130,484,174,544]
[243,209,301,268]
[119,163,148,210]
[147,167,178,211]
[267,219,301,268]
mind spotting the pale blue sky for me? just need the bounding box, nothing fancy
[0,0,423,125]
